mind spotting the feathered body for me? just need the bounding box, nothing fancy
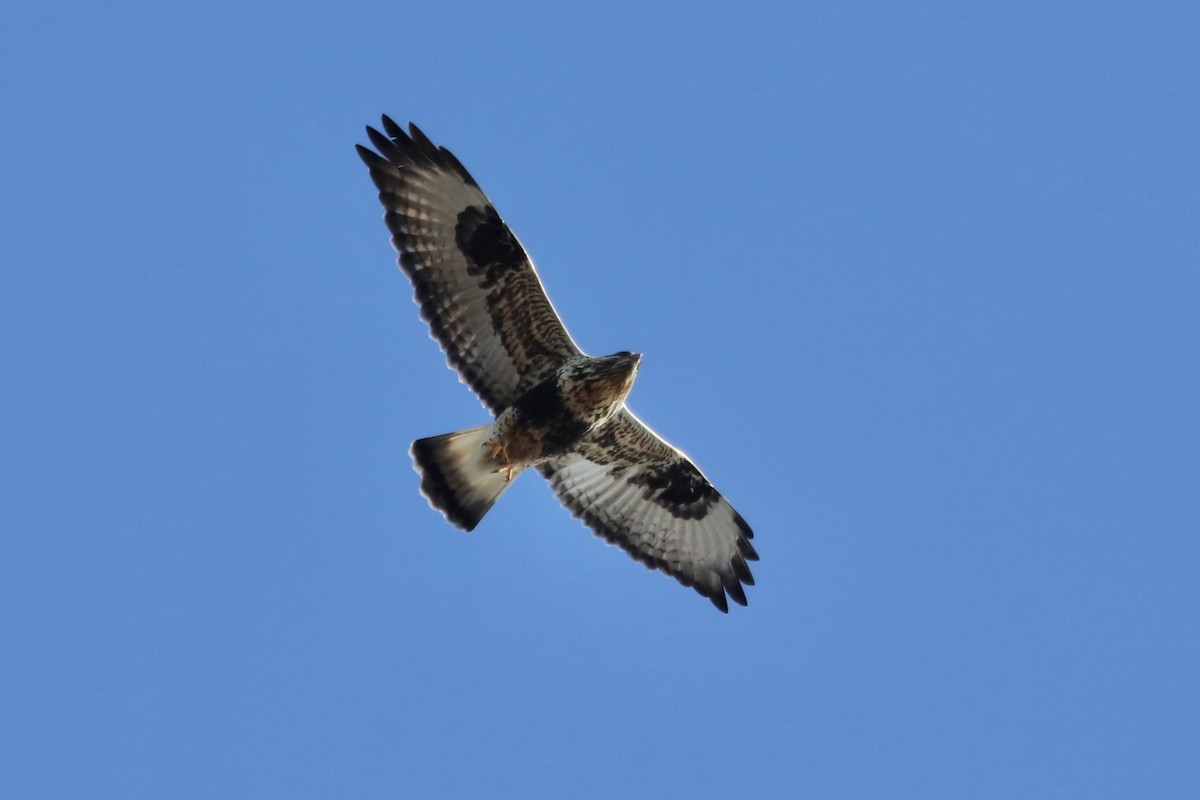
[358,118,757,612]
[411,352,640,530]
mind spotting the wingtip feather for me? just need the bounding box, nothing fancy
[381,114,406,140]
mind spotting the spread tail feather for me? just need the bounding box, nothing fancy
[410,424,521,531]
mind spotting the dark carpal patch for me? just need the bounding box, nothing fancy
[456,205,524,287]
[513,378,588,455]
[633,461,718,517]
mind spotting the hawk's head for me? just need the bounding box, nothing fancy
[560,351,641,420]
[595,351,641,396]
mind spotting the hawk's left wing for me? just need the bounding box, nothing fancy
[538,409,758,612]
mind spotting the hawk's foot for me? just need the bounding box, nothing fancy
[483,439,515,482]
[483,439,507,463]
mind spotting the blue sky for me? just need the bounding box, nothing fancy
[3,1,1198,797]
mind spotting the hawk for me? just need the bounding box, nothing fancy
[357,117,758,612]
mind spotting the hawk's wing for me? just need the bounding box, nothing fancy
[538,409,758,612]
[357,117,581,413]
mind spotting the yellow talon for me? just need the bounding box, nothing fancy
[483,439,516,482]
[483,439,507,463]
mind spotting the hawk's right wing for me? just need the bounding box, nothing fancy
[358,117,581,413]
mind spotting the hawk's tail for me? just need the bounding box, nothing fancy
[410,424,522,531]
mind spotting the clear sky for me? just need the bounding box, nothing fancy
[3,1,1198,797]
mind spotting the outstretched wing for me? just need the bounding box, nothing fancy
[357,117,581,413]
[538,409,758,612]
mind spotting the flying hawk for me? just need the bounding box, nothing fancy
[357,117,757,612]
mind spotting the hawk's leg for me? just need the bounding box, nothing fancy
[483,439,515,482]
